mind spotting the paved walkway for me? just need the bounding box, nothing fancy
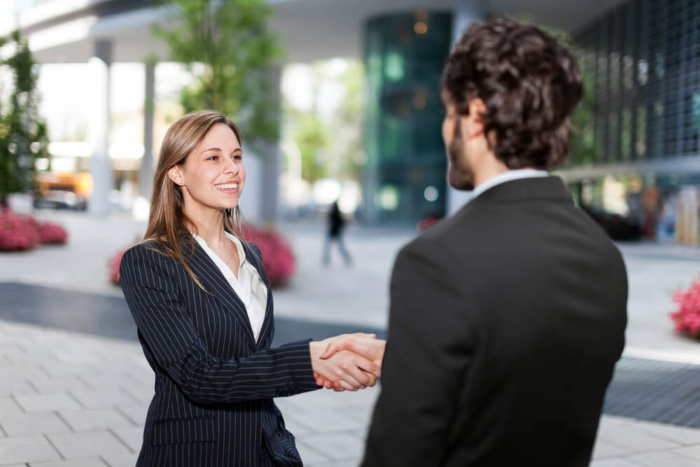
[1,210,700,466]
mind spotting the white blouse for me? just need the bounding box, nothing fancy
[191,232,268,342]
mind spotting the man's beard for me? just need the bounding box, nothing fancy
[447,123,475,191]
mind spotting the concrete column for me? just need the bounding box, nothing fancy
[139,60,156,201]
[446,0,488,216]
[261,66,282,223]
[88,39,112,216]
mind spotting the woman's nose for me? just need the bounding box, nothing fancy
[224,158,239,174]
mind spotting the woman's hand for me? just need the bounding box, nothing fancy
[309,338,381,391]
[310,334,386,391]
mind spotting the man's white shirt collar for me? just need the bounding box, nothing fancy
[470,169,549,200]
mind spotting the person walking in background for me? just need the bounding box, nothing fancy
[323,200,352,266]
[119,110,385,467]
[359,18,628,467]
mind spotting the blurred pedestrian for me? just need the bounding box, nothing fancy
[119,110,385,467]
[323,200,352,266]
[359,18,628,467]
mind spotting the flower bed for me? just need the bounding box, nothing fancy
[670,278,700,339]
[0,206,68,251]
[109,248,126,285]
[243,224,296,288]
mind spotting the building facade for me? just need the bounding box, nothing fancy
[564,0,700,243]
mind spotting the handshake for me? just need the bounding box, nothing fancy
[309,334,386,392]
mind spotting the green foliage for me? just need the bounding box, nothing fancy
[283,60,365,182]
[153,0,283,150]
[0,29,49,206]
[291,112,329,182]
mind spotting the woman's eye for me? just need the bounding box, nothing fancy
[207,156,218,161]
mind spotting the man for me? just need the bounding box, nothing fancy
[361,18,628,467]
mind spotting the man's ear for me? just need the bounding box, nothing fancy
[464,98,487,138]
[167,165,184,186]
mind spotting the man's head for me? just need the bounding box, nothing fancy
[441,18,583,190]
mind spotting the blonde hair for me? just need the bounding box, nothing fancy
[143,110,247,290]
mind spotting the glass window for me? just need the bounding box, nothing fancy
[621,109,632,160]
[636,104,647,158]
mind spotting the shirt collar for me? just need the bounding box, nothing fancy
[190,231,247,266]
[471,169,549,200]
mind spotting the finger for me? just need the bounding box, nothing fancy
[351,332,377,339]
[356,357,381,379]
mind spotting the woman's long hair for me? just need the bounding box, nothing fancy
[143,110,246,290]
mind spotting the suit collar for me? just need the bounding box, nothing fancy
[454,175,573,217]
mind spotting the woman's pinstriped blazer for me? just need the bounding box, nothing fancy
[119,235,319,467]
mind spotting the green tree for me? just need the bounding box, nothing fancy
[0,30,49,206]
[153,0,283,149]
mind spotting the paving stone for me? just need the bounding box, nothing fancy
[294,440,330,465]
[287,408,365,434]
[626,450,700,467]
[59,409,133,432]
[98,453,138,467]
[28,459,106,467]
[68,391,136,410]
[625,419,700,445]
[0,412,71,437]
[0,436,61,465]
[308,460,362,467]
[15,394,81,413]
[591,440,634,460]
[111,427,143,452]
[589,459,643,467]
[0,397,24,415]
[47,431,131,459]
[280,411,315,436]
[597,424,683,452]
[27,377,89,394]
[0,380,36,397]
[672,445,700,462]
[114,405,147,426]
[299,432,365,461]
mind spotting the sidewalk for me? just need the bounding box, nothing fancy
[1,210,700,466]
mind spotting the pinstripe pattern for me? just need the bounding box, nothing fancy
[120,236,319,466]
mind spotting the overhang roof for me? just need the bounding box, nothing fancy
[5,0,629,64]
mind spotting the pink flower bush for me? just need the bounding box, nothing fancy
[0,207,69,251]
[109,248,126,285]
[670,278,700,339]
[243,224,296,288]
[24,216,69,245]
[0,207,40,251]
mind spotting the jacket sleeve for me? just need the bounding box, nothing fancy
[119,243,319,405]
[362,239,476,466]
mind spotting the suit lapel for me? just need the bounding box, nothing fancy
[183,237,258,349]
[242,243,275,351]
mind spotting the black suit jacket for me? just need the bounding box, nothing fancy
[363,176,628,467]
[120,236,319,467]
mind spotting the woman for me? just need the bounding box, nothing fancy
[120,110,384,467]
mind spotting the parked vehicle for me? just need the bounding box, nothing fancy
[581,205,642,241]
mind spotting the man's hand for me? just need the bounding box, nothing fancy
[312,334,386,390]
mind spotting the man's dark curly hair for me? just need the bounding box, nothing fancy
[442,18,583,170]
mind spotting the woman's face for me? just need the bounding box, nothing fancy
[168,123,246,217]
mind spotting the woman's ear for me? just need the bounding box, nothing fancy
[167,165,184,186]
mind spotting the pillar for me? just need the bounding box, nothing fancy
[88,39,112,216]
[446,0,488,216]
[138,60,156,201]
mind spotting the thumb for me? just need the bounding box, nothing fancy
[320,341,337,360]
